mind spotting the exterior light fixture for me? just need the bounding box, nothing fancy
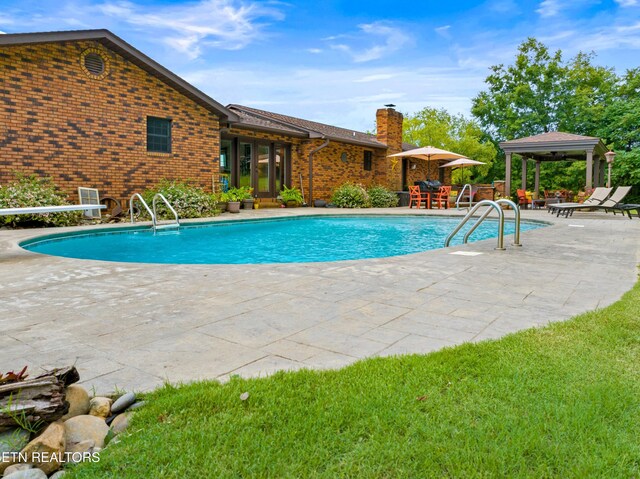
[604,150,616,188]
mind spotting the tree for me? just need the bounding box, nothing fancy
[403,107,497,184]
[470,38,639,193]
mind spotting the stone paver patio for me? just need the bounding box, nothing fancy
[1,207,639,393]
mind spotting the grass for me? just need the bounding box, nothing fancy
[68,281,640,478]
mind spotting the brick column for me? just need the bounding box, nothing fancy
[376,107,404,190]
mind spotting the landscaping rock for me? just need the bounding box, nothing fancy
[3,463,32,477]
[65,440,97,464]
[0,428,31,474]
[127,401,146,411]
[20,422,65,475]
[63,415,109,450]
[88,397,111,419]
[61,385,90,421]
[65,439,94,455]
[49,471,66,479]
[110,392,135,414]
[110,413,132,435]
[3,468,46,479]
[0,428,30,455]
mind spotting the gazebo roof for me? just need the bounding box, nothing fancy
[499,131,607,161]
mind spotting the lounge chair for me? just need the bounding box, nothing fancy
[556,186,632,218]
[548,187,612,215]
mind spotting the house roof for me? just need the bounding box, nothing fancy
[228,104,387,148]
[0,29,238,123]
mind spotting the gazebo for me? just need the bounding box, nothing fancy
[499,132,608,196]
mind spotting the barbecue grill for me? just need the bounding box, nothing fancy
[414,180,442,193]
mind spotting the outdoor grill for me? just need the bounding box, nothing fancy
[414,180,442,193]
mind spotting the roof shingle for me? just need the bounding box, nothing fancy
[229,104,386,148]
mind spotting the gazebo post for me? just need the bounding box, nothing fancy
[599,160,606,188]
[505,152,512,197]
[594,156,601,187]
[586,150,593,190]
[534,160,541,196]
[521,157,527,191]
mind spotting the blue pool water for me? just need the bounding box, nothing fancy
[21,215,544,264]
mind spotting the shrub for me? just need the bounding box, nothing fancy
[142,180,217,219]
[367,185,398,208]
[331,183,370,208]
[279,185,304,205]
[0,174,82,228]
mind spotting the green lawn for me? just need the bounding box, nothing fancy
[69,281,640,478]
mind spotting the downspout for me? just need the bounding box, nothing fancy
[308,138,330,205]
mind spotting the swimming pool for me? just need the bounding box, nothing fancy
[21,215,544,264]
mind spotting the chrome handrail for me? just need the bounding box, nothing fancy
[456,183,473,210]
[496,199,521,246]
[130,193,156,228]
[445,199,505,250]
[152,193,180,230]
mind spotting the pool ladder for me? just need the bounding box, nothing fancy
[456,183,474,209]
[130,193,180,232]
[444,199,521,250]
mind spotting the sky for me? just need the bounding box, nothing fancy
[1,0,640,132]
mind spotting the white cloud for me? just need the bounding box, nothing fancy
[536,0,561,17]
[307,48,322,54]
[182,64,483,131]
[325,21,411,63]
[354,73,397,83]
[615,0,638,6]
[97,0,285,58]
[435,25,451,38]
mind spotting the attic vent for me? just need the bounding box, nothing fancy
[84,53,104,75]
[80,49,110,80]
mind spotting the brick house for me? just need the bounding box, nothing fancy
[0,29,447,206]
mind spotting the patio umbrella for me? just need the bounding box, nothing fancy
[388,146,466,180]
[439,157,485,185]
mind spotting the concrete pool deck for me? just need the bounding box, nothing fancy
[1,207,639,393]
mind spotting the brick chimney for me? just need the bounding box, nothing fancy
[376,106,403,153]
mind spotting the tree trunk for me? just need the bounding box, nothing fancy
[0,366,78,429]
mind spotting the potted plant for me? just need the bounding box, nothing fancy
[215,191,228,213]
[279,185,304,207]
[225,187,244,213]
[240,186,255,210]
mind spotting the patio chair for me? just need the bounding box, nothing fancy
[547,187,612,215]
[431,186,451,209]
[516,189,531,209]
[558,186,632,218]
[408,185,425,209]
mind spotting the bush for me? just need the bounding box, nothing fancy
[367,185,398,208]
[279,185,304,205]
[331,183,370,208]
[0,174,82,228]
[142,180,217,219]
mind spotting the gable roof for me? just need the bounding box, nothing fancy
[228,104,386,148]
[0,29,238,123]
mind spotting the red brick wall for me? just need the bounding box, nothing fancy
[0,41,220,205]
